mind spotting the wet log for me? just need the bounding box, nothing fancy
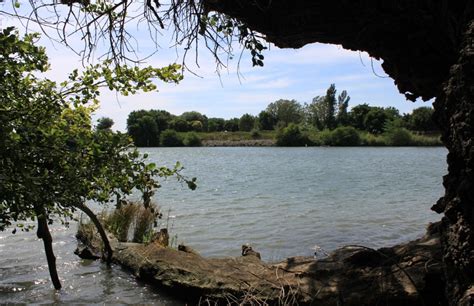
[77,223,446,305]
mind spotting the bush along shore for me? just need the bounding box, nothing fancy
[141,128,442,147]
[76,215,446,305]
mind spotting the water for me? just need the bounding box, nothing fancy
[0,147,446,303]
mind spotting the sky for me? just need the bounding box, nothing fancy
[1,4,434,132]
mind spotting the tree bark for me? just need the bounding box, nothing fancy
[35,207,62,290]
[73,202,113,263]
[432,20,474,305]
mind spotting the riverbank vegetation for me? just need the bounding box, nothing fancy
[124,84,440,147]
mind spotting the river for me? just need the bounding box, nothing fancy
[0,147,446,304]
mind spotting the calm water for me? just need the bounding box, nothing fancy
[0,147,446,303]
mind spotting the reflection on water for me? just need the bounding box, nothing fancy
[0,147,446,303]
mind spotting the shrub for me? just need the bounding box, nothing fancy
[361,133,386,146]
[160,129,183,147]
[183,132,202,146]
[384,127,412,146]
[411,134,442,146]
[276,123,310,146]
[317,129,333,146]
[324,126,361,146]
[250,129,261,139]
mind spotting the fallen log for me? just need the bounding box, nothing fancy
[76,222,446,305]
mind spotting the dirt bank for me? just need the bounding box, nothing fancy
[202,139,275,147]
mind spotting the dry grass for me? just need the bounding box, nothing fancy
[101,202,161,243]
[133,205,159,243]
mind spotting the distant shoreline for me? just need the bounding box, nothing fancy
[202,139,276,147]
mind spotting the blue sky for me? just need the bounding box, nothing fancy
[1,5,434,132]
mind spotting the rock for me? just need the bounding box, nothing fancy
[241,244,261,260]
[178,244,200,256]
[74,244,100,260]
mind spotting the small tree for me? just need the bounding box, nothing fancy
[0,28,194,290]
[239,113,256,131]
[96,117,114,131]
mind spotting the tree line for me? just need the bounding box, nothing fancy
[122,84,437,147]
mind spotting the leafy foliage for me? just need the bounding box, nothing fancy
[405,107,437,131]
[96,117,114,131]
[266,99,303,127]
[160,129,184,147]
[183,132,202,147]
[239,113,256,132]
[276,124,310,146]
[0,28,195,287]
[324,126,361,146]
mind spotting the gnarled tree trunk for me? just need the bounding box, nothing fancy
[73,202,113,263]
[34,206,62,290]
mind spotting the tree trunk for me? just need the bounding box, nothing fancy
[73,202,113,263]
[432,20,474,305]
[35,207,62,290]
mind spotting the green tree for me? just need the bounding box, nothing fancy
[239,113,256,131]
[190,120,204,132]
[169,117,189,132]
[96,117,114,131]
[224,118,240,132]
[349,103,372,130]
[364,107,388,134]
[257,110,275,130]
[307,84,337,130]
[126,109,174,146]
[408,107,437,131]
[128,114,159,146]
[383,106,401,122]
[266,99,303,127]
[327,126,361,146]
[305,97,324,130]
[276,123,309,146]
[0,28,193,290]
[160,129,184,146]
[151,109,174,132]
[181,111,208,131]
[322,84,337,129]
[336,90,350,126]
[208,117,225,132]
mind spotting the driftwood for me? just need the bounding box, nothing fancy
[76,222,446,305]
